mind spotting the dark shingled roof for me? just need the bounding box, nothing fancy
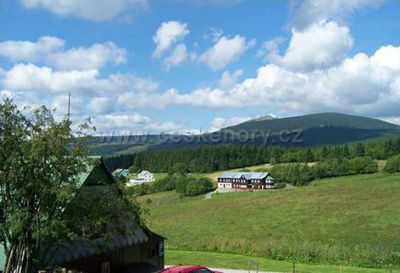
[40,157,159,267]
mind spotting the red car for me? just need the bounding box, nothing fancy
[160,265,223,273]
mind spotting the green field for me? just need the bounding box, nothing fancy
[166,250,400,273]
[138,173,400,270]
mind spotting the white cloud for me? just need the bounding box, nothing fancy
[0,37,127,71]
[153,21,189,58]
[257,36,285,62]
[88,97,113,114]
[0,36,64,62]
[47,42,127,70]
[290,0,385,29]
[382,116,400,125]
[199,35,255,70]
[268,21,353,72]
[93,113,181,133]
[370,45,400,70]
[218,69,243,89]
[115,44,400,119]
[19,0,147,22]
[164,43,188,68]
[209,115,253,132]
[2,63,158,98]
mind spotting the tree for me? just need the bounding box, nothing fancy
[384,155,400,173]
[129,165,140,175]
[354,142,366,157]
[0,99,90,273]
[172,162,188,175]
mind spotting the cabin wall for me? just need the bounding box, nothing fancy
[62,237,164,273]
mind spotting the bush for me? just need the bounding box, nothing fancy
[274,183,286,189]
[184,178,214,196]
[153,175,176,192]
[384,155,400,173]
[272,157,379,186]
[132,174,215,197]
[348,157,378,174]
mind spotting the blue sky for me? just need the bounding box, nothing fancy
[1,0,400,134]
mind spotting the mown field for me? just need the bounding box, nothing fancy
[166,250,400,273]
[138,173,400,270]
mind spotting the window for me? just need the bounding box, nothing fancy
[188,270,198,273]
[200,269,213,273]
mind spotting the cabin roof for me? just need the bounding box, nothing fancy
[41,157,162,266]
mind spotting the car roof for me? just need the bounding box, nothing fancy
[163,265,201,272]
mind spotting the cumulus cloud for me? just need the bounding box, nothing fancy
[290,0,385,29]
[209,115,253,132]
[199,35,255,70]
[266,21,353,72]
[1,63,158,99]
[0,37,127,71]
[2,44,399,132]
[88,97,113,114]
[19,0,148,22]
[164,43,188,69]
[114,44,400,119]
[93,113,181,133]
[47,42,127,70]
[0,36,64,62]
[218,69,243,89]
[153,21,189,58]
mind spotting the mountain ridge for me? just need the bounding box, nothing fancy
[222,112,400,134]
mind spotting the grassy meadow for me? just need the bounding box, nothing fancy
[138,173,400,269]
[166,250,400,273]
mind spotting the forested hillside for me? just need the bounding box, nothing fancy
[90,113,400,156]
[223,112,400,133]
[104,137,400,172]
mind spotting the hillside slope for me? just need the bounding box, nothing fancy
[222,112,400,134]
[89,113,400,155]
[138,173,400,268]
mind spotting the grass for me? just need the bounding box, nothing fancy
[194,161,321,182]
[139,173,400,268]
[166,250,400,273]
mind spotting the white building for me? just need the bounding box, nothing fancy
[127,170,155,186]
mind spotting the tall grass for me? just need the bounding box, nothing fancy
[139,173,400,268]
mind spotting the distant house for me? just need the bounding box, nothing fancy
[112,168,130,178]
[128,170,155,186]
[1,158,165,273]
[217,172,275,190]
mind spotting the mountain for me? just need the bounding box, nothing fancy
[89,113,400,155]
[222,112,400,134]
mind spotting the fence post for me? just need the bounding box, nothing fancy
[248,259,251,273]
[292,261,296,273]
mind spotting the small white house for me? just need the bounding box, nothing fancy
[138,170,154,182]
[127,170,155,186]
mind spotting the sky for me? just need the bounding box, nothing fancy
[1,0,400,134]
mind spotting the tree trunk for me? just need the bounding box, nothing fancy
[5,243,33,273]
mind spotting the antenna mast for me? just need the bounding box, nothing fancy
[67,92,71,122]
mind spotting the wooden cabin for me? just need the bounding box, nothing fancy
[41,157,165,273]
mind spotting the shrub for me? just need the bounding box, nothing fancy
[384,155,400,173]
[274,183,286,189]
[348,157,378,174]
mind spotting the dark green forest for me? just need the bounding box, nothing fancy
[104,137,400,173]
